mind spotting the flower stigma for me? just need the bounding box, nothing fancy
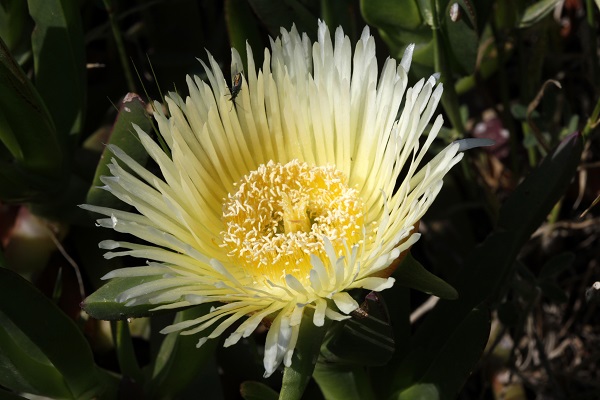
[221,159,365,285]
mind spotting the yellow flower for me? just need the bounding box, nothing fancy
[83,21,464,376]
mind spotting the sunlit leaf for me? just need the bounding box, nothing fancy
[82,276,173,320]
[519,0,561,28]
[360,0,422,30]
[313,363,376,400]
[85,93,152,210]
[394,252,458,299]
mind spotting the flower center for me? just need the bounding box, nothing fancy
[221,160,365,284]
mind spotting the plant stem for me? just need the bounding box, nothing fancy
[585,0,599,87]
[431,0,465,137]
[279,310,331,400]
[103,0,136,93]
[583,94,600,139]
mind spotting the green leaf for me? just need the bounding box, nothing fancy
[240,381,279,400]
[0,36,65,203]
[85,93,152,210]
[321,292,394,366]
[0,312,71,398]
[82,276,171,320]
[0,268,112,398]
[247,0,318,40]
[359,0,435,78]
[313,364,376,400]
[394,253,458,299]
[28,0,86,138]
[0,0,30,57]
[498,133,582,237]
[320,0,361,39]
[148,305,219,399]
[519,0,561,28]
[0,387,28,400]
[539,252,574,280]
[392,308,490,399]
[443,0,478,75]
[225,0,264,71]
[394,383,439,400]
[361,0,422,30]
[280,308,331,400]
[387,133,583,398]
[112,320,144,384]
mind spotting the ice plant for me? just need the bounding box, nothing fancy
[82,21,464,376]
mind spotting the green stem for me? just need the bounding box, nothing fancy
[583,94,600,139]
[279,310,332,400]
[103,0,136,93]
[111,320,144,384]
[585,0,599,87]
[431,0,465,137]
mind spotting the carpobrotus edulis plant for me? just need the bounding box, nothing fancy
[82,20,465,377]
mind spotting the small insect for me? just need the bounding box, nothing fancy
[227,72,243,110]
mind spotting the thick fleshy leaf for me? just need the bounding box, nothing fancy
[359,0,434,77]
[0,268,114,398]
[394,252,458,299]
[386,133,583,398]
[0,387,28,400]
[148,305,219,399]
[225,0,263,70]
[321,292,394,366]
[519,0,562,28]
[279,309,331,400]
[444,0,478,75]
[360,0,422,31]
[0,36,65,203]
[85,93,152,209]
[28,0,86,138]
[313,363,376,400]
[82,276,170,320]
[392,308,490,399]
[0,312,71,398]
[240,381,278,400]
[247,0,318,39]
[0,0,30,56]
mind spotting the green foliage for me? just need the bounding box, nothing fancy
[81,276,169,320]
[0,268,117,399]
[85,93,152,210]
[0,1,596,399]
[0,36,65,203]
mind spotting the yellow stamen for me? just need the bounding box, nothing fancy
[221,160,365,285]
